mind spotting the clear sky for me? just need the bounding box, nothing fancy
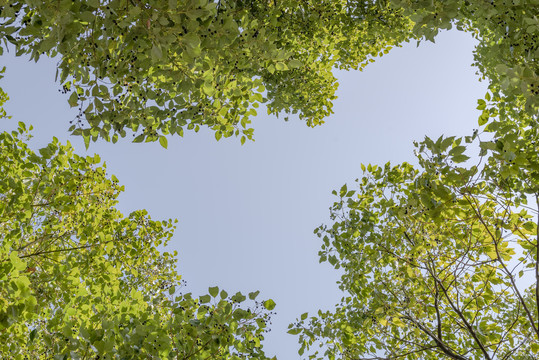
[1,29,488,359]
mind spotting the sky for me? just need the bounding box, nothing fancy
[0,29,488,358]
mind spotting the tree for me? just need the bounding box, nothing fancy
[0,91,276,358]
[290,127,539,359]
[0,0,410,146]
[279,1,538,358]
[1,1,534,146]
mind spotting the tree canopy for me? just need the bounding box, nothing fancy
[291,128,539,359]
[1,0,407,145]
[0,90,275,358]
[0,0,537,359]
[0,0,535,146]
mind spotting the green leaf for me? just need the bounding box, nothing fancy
[202,82,215,96]
[133,134,144,143]
[494,64,509,74]
[68,92,78,107]
[339,184,348,197]
[478,112,489,126]
[83,134,90,149]
[183,33,200,49]
[263,299,276,311]
[452,154,470,163]
[151,44,163,60]
[275,62,288,71]
[448,145,466,156]
[476,99,486,110]
[10,251,26,271]
[159,136,168,149]
[29,329,37,343]
[479,141,496,151]
[209,286,219,297]
[288,59,303,68]
[231,292,246,303]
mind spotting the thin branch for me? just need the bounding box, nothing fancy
[493,302,522,359]
[403,315,469,360]
[353,345,438,360]
[19,240,113,259]
[427,262,492,360]
[464,192,539,337]
[434,283,442,341]
[500,331,534,360]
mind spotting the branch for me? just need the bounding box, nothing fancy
[18,240,113,259]
[433,274,492,360]
[403,315,469,360]
[434,284,442,341]
[493,302,522,359]
[500,331,534,360]
[464,192,539,337]
[353,345,438,360]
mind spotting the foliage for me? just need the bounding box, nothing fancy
[0,0,404,146]
[0,1,537,359]
[273,1,539,358]
[0,114,275,359]
[291,129,539,359]
[0,1,535,147]
[0,0,409,146]
[0,66,8,119]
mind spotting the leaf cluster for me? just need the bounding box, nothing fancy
[0,117,275,359]
[0,0,413,146]
[293,131,539,359]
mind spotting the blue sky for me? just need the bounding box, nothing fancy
[1,29,487,358]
